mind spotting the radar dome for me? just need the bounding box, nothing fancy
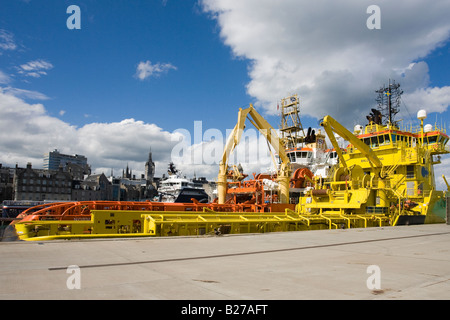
[354,125,363,134]
[417,110,427,120]
[424,124,433,133]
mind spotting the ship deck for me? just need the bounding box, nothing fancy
[0,224,449,300]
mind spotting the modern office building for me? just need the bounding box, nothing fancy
[43,149,90,175]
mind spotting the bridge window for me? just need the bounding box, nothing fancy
[370,137,379,148]
[363,138,370,146]
[294,152,310,159]
[427,136,438,144]
[288,153,296,162]
[402,136,409,147]
[391,134,397,143]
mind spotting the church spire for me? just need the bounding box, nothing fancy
[145,146,155,183]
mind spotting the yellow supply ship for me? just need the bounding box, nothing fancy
[9,81,450,241]
[298,80,449,225]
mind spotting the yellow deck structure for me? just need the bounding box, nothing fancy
[14,208,392,241]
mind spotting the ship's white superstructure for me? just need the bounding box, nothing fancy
[158,163,209,203]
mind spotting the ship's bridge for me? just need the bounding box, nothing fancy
[286,148,313,164]
[415,125,450,155]
[351,122,449,156]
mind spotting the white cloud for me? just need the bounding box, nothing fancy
[0,29,17,52]
[0,70,11,84]
[17,59,54,78]
[135,60,177,80]
[0,89,187,179]
[170,126,274,179]
[2,87,50,100]
[19,60,53,71]
[403,86,450,114]
[0,89,77,164]
[76,119,179,167]
[200,0,450,127]
[0,88,276,181]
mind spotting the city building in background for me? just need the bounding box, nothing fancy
[0,164,14,203]
[13,163,73,201]
[0,148,211,204]
[43,149,91,176]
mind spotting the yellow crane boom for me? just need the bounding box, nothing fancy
[218,104,292,204]
[319,115,389,207]
[320,115,383,170]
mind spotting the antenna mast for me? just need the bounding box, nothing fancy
[375,79,403,127]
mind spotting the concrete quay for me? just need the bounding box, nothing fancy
[0,224,449,300]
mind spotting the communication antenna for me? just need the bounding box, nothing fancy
[374,79,403,127]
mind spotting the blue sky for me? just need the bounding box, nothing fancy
[0,0,449,183]
[0,0,252,132]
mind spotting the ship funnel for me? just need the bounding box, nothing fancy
[417,109,427,120]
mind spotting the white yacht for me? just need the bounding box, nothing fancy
[157,163,209,203]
